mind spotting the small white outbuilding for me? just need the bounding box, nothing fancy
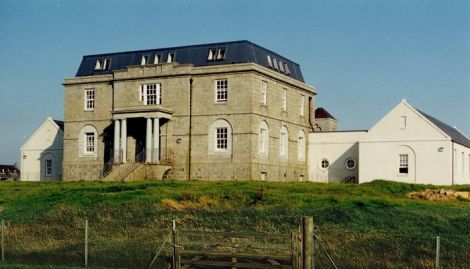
[20,117,64,181]
[308,100,470,185]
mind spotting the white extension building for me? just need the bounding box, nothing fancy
[308,100,470,185]
[20,117,64,181]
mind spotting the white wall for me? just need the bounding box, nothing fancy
[358,101,454,185]
[359,141,453,185]
[308,131,367,183]
[20,118,63,181]
[453,142,470,185]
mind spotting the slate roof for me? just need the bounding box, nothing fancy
[417,109,470,148]
[53,120,64,131]
[75,40,304,82]
[315,107,336,119]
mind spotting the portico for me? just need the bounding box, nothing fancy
[112,108,171,164]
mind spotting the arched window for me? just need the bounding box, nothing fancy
[79,125,98,157]
[279,125,289,159]
[297,130,306,161]
[208,119,232,154]
[258,121,269,156]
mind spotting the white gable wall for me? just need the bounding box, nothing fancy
[359,101,453,185]
[20,118,63,181]
[308,131,367,183]
[453,142,470,184]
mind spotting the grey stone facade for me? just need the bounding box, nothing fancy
[63,42,316,181]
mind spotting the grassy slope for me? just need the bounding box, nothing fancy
[0,180,469,268]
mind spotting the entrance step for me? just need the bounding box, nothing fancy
[124,164,172,181]
[102,163,141,181]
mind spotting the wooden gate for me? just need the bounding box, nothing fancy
[173,230,301,269]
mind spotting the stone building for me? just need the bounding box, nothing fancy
[63,41,316,181]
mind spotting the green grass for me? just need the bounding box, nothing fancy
[0,179,469,268]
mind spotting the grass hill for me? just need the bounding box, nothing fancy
[0,179,469,268]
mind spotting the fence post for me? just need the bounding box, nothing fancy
[435,236,440,269]
[312,225,316,269]
[85,219,88,268]
[1,219,4,262]
[172,220,180,269]
[302,216,314,269]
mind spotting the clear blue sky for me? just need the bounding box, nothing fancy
[0,0,469,165]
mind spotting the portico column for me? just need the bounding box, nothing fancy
[121,118,127,163]
[146,118,152,163]
[153,117,160,163]
[113,119,121,163]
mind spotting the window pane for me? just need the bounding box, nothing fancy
[399,154,408,174]
[85,132,95,153]
[260,81,267,104]
[216,127,228,149]
[216,79,228,102]
[85,90,95,110]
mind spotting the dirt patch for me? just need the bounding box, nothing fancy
[406,189,470,201]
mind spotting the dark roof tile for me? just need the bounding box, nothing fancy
[417,109,470,148]
[315,107,336,119]
[75,40,304,82]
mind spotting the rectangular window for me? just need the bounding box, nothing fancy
[141,55,149,65]
[400,116,407,129]
[300,95,305,116]
[216,127,228,150]
[216,48,226,60]
[298,136,305,160]
[280,132,287,157]
[259,128,266,153]
[154,54,161,64]
[85,133,95,153]
[167,53,175,63]
[260,81,267,105]
[216,79,228,102]
[207,48,216,61]
[267,55,273,67]
[84,89,95,111]
[45,159,52,176]
[462,152,465,176]
[399,154,408,174]
[141,84,161,105]
[281,88,287,111]
[261,172,267,181]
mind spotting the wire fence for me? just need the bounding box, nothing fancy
[312,226,470,269]
[0,218,468,268]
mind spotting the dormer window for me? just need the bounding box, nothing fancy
[94,59,110,70]
[216,48,226,60]
[167,53,175,63]
[154,54,161,64]
[273,58,279,70]
[279,61,285,73]
[141,55,149,65]
[104,59,110,69]
[208,48,216,61]
[284,63,290,75]
[94,59,103,70]
[267,55,273,67]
